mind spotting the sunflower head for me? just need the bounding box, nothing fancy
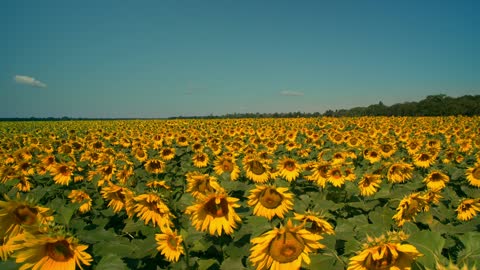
[247,185,294,220]
[185,192,241,236]
[294,211,335,235]
[13,233,93,270]
[348,231,422,270]
[249,219,325,270]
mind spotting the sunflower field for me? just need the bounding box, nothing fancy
[0,116,479,270]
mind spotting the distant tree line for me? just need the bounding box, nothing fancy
[322,94,480,117]
[173,94,480,119]
[1,94,479,121]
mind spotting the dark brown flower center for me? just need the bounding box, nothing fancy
[419,154,430,161]
[59,165,70,175]
[195,177,214,193]
[167,235,179,249]
[365,245,397,270]
[430,173,444,182]
[259,188,283,209]
[249,160,266,175]
[268,231,305,263]
[362,176,375,187]
[136,149,146,157]
[13,205,38,225]
[472,167,480,179]
[205,197,229,217]
[330,169,342,179]
[381,144,393,152]
[284,161,296,171]
[196,155,206,162]
[46,240,74,262]
[222,160,233,172]
[93,141,103,149]
[149,160,162,169]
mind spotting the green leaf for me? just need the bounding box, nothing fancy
[220,257,246,270]
[0,260,19,270]
[293,197,308,213]
[457,232,480,267]
[93,238,135,257]
[76,228,118,244]
[122,219,147,233]
[129,238,158,259]
[54,204,77,226]
[96,254,128,270]
[312,199,343,212]
[244,216,272,237]
[348,200,379,211]
[408,230,447,269]
[308,253,344,270]
[197,258,219,270]
[189,237,210,253]
[368,205,395,229]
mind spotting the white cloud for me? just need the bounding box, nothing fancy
[14,75,47,88]
[280,90,304,96]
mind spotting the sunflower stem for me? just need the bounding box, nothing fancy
[182,241,190,268]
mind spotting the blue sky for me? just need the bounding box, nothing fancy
[1,0,478,118]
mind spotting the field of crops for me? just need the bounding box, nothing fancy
[0,117,479,270]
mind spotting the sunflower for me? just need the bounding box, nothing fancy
[115,165,134,184]
[50,162,75,186]
[132,193,174,228]
[331,152,347,165]
[192,152,209,168]
[133,148,148,162]
[159,147,176,161]
[13,233,92,270]
[185,192,241,236]
[146,180,171,190]
[344,167,357,182]
[67,190,92,214]
[80,150,105,165]
[96,163,116,184]
[406,139,422,155]
[14,161,35,177]
[347,233,422,270]
[176,135,189,147]
[243,155,271,183]
[423,171,449,190]
[358,174,382,197]
[392,193,430,226]
[191,142,204,152]
[293,211,335,235]
[277,157,302,182]
[307,162,330,188]
[185,171,222,198]
[327,166,346,188]
[456,198,480,221]
[15,176,33,192]
[145,159,166,174]
[213,155,240,181]
[0,196,53,240]
[155,227,185,262]
[413,152,436,168]
[387,163,414,184]
[100,184,135,215]
[40,155,57,172]
[247,185,294,220]
[466,164,480,187]
[249,219,325,270]
[364,149,382,164]
[379,142,397,158]
[285,141,301,152]
[1,233,24,261]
